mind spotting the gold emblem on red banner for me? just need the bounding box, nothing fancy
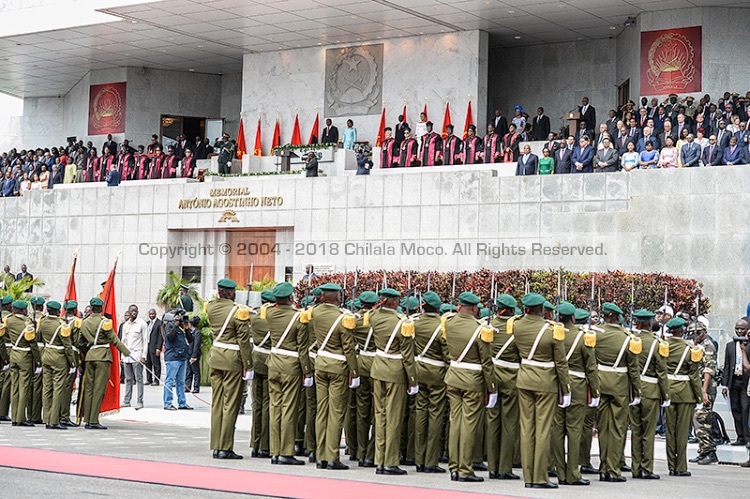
[646,33,696,92]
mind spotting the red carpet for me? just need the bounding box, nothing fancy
[0,446,526,498]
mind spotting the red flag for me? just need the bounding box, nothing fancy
[376,107,386,147]
[235,118,247,159]
[253,118,262,156]
[308,112,319,144]
[423,103,428,120]
[441,102,452,139]
[64,251,77,303]
[463,101,474,139]
[271,120,280,150]
[291,114,302,146]
[402,104,407,124]
[99,258,120,415]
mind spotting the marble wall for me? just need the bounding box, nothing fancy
[242,31,488,153]
[221,73,242,141]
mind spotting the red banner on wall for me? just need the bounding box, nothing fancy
[88,82,126,135]
[640,26,701,96]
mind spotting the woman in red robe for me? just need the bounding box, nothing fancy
[502,124,521,163]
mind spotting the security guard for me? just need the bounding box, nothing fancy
[0,295,11,422]
[29,296,46,423]
[443,292,496,482]
[266,282,311,465]
[61,300,81,426]
[369,288,417,476]
[664,317,702,476]
[513,293,570,489]
[353,291,379,467]
[630,309,670,479]
[39,301,76,429]
[249,290,274,459]
[179,284,194,312]
[574,308,599,475]
[551,302,600,486]
[79,297,131,429]
[414,291,449,474]
[5,300,41,425]
[595,302,642,482]
[487,293,522,480]
[206,278,253,458]
[308,283,359,470]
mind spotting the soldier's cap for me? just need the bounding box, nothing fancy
[521,293,545,307]
[89,297,104,307]
[30,296,45,306]
[480,307,492,318]
[217,278,237,290]
[657,305,674,316]
[358,291,379,305]
[400,296,420,310]
[495,293,517,310]
[602,302,624,315]
[556,302,576,317]
[666,317,687,330]
[260,290,276,303]
[352,298,362,309]
[300,296,314,307]
[1,296,12,305]
[378,287,401,298]
[312,286,322,297]
[687,321,707,333]
[12,300,28,310]
[458,292,481,306]
[440,304,457,314]
[686,96,695,101]
[319,283,342,293]
[543,300,556,311]
[633,309,656,320]
[272,282,294,298]
[574,308,590,321]
[515,307,522,315]
[63,300,78,310]
[46,301,62,311]
[669,93,678,98]
[179,284,189,290]
[421,291,442,309]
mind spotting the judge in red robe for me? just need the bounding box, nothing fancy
[380,127,398,168]
[99,147,116,181]
[399,128,419,167]
[442,125,463,166]
[182,148,196,178]
[151,146,166,179]
[135,146,150,180]
[146,134,161,155]
[483,124,502,164]
[161,146,179,178]
[85,148,99,182]
[462,125,483,164]
[502,124,521,163]
[420,121,442,166]
[117,150,135,180]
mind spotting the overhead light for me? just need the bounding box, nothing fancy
[189,68,195,72]
[514,35,521,40]
[317,42,322,45]
[239,29,245,33]
[197,44,204,48]
[623,16,636,27]
[508,10,515,14]
[609,26,617,30]
[131,20,137,24]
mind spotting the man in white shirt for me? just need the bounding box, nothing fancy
[121,304,149,409]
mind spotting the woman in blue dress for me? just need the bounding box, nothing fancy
[342,119,357,150]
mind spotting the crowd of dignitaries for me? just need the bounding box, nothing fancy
[202,277,726,488]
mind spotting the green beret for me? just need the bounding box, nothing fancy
[358,291,379,305]
[272,282,294,299]
[574,308,590,321]
[458,292,480,306]
[1,296,12,306]
[543,300,555,311]
[46,301,62,311]
[179,284,189,291]
[666,317,686,330]
[515,307,522,316]
[556,302,576,316]
[300,296,314,307]
[521,293,545,307]
[319,283,342,292]
[352,298,362,310]
[89,297,104,307]
[421,291,442,309]
[30,296,45,306]
[440,304,457,314]
[260,290,276,303]
[63,300,78,310]
[400,296,420,310]
[217,278,237,290]
[495,293,517,310]
[480,307,492,318]
[378,288,401,298]
[12,300,28,310]
[602,302,624,315]
[312,286,322,297]
[633,309,655,320]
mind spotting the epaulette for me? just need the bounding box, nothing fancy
[299,307,312,324]
[60,323,71,338]
[401,318,415,337]
[342,312,357,330]
[480,324,494,343]
[259,303,271,320]
[235,306,250,321]
[101,318,113,332]
[658,339,669,357]
[628,334,642,354]
[506,314,523,336]
[584,329,596,347]
[440,313,455,339]
[0,321,5,337]
[552,322,565,341]
[23,324,36,341]
[691,344,704,362]
[363,310,371,327]
[74,318,82,328]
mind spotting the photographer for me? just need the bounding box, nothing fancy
[185,316,202,393]
[356,147,373,175]
[162,310,192,411]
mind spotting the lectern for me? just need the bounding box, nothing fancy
[274,149,299,172]
[564,111,583,136]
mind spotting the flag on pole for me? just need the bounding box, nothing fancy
[441,102,452,139]
[376,107,386,147]
[402,104,407,124]
[271,120,281,151]
[253,118,263,156]
[291,114,302,146]
[422,103,428,120]
[308,112,319,144]
[235,118,247,158]
[99,257,121,415]
[64,250,78,303]
[463,101,474,139]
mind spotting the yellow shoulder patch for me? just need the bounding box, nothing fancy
[507,316,520,336]
[480,326,494,343]
[440,315,450,339]
[60,323,71,338]
[0,323,5,337]
[101,319,113,332]
[658,340,669,357]
[553,322,565,341]
[401,318,415,337]
[363,311,370,327]
[342,313,357,330]
[691,345,703,362]
[74,318,82,328]
[259,304,269,320]
[235,306,250,321]
[584,330,596,347]
[628,335,642,355]
[299,307,312,324]
[24,325,36,341]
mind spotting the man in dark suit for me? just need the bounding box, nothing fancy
[15,263,32,283]
[531,107,550,141]
[173,135,192,158]
[515,144,538,176]
[702,135,722,166]
[578,97,596,133]
[715,120,732,150]
[194,136,208,160]
[636,127,660,153]
[721,319,750,445]
[544,133,559,154]
[321,119,339,144]
[394,115,409,149]
[103,134,117,156]
[605,110,619,138]
[723,137,746,165]
[554,137,574,174]
[574,121,594,144]
[674,115,693,138]
[145,309,164,385]
[658,121,678,150]
[679,134,702,167]
[571,135,594,173]
[594,137,618,172]
[491,109,508,138]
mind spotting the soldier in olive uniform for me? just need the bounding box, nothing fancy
[309,283,359,470]
[689,322,718,465]
[79,297,131,429]
[353,291,379,467]
[267,282,312,465]
[61,300,81,426]
[595,302,642,482]
[370,288,417,475]
[0,295,12,422]
[487,294,522,480]
[249,290,274,459]
[513,293,570,489]
[299,294,318,461]
[5,300,42,425]
[29,296,46,423]
[573,308,599,475]
[664,317,702,476]
[206,279,253,458]
[630,309,670,479]
[413,291,449,473]
[39,301,76,429]
[551,302,600,486]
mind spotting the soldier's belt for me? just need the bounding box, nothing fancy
[253,346,271,355]
[4,343,13,348]
[270,347,298,358]
[213,341,240,351]
[44,344,65,350]
[90,344,110,349]
[492,359,520,369]
[309,352,317,359]
[376,349,403,360]
[416,355,445,368]
[668,374,690,381]
[568,369,586,379]
[597,364,627,373]
[450,360,482,371]
[11,346,31,352]
[317,350,347,362]
[37,342,45,348]
[641,375,658,384]
[521,359,555,368]
[358,350,376,357]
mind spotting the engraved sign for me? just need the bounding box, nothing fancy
[324,44,383,117]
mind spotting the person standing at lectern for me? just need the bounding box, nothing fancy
[218,133,235,175]
[579,97,596,132]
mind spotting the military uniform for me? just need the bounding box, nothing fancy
[692,328,717,463]
[301,296,318,459]
[206,281,253,456]
[353,292,379,465]
[29,298,46,422]
[62,302,82,425]
[249,293,273,457]
[39,302,76,428]
[4,302,41,424]
[0,300,11,421]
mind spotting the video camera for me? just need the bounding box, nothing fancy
[163,308,186,325]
